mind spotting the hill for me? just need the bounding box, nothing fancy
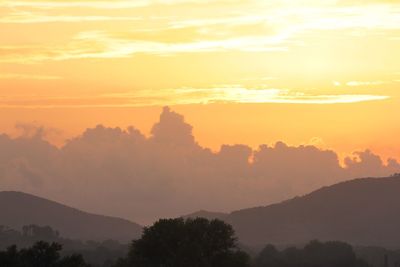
[0,191,142,243]
[182,210,228,221]
[189,176,400,248]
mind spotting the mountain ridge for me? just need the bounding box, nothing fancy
[187,176,400,248]
[0,191,142,243]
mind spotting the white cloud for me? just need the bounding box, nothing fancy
[346,81,387,86]
[333,81,342,86]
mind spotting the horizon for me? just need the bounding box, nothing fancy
[1,106,399,225]
[3,174,400,225]
[3,105,399,163]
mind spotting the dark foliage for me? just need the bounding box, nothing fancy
[355,246,400,267]
[1,222,391,267]
[254,240,370,267]
[115,218,250,267]
[0,241,90,267]
[0,225,128,267]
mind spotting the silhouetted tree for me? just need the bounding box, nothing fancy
[19,241,62,267]
[254,240,370,267]
[0,225,129,267]
[0,245,19,266]
[116,218,250,267]
[0,241,90,267]
[254,244,284,267]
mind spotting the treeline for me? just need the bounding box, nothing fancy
[253,241,369,267]
[0,218,393,267]
[111,218,370,267]
[0,225,127,267]
[0,241,88,267]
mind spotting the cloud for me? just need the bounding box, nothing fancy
[0,87,389,108]
[0,73,62,80]
[346,81,387,87]
[0,107,398,224]
[1,0,400,64]
[0,30,288,64]
[14,122,46,139]
[150,107,196,146]
[13,122,62,140]
[1,0,145,9]
[343,150,400,178]
[0,13,142,24]
[0,0,212,10]
[333,81,342,87]
[0,0,399,70]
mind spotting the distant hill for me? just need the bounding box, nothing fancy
[187,176,400,248]
[0,191,142,243]
[183,210,228,221]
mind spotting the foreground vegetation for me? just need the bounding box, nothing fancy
[113,218,249,267]
[0,224,127,266]
[0,241,89,267]
[0,218,383,267]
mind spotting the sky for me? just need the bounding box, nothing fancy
[1,107,399,224]
[0,0,400,222]
[0,0,400,159]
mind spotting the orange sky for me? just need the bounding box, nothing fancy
[1,0,400,160]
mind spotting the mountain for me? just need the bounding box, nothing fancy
[188,176,400,248]
[183,210,228,221]
[0,191,142,243]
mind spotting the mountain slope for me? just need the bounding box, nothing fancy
[229,176,400,247]
[0,191,142,242]
[189,177,400,248]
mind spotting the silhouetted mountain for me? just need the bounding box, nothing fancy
[0,191,142,242]
[188,177,400,248]
[183,210,228,221]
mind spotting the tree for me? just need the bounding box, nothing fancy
[254,240,370,267]
[19,241,62,267]
[118,218,250,267]
[0,245,19,267]
[254,244,283,267]
[0,241,90,267]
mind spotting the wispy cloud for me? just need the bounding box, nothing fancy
[333,81,342,87]
[0,0,211,9]
[1,0,400,62]
[0,87,389,108]
[0,0,399,105]
[0,30,288,63]
[333,80,390,87]
[346,81,387,86]
[0,73,62,80]
[121,87,390,105]
[0,12,142,23]
[0,0,152,9]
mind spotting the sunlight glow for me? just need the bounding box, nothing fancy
[0,0,399,160]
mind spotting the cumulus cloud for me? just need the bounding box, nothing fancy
[0,107,398,224]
